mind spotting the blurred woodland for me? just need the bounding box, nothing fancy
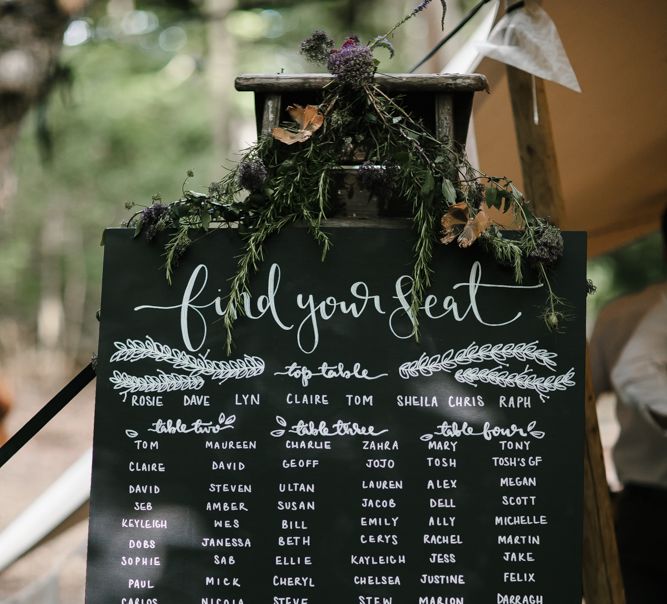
[0,0,664,371]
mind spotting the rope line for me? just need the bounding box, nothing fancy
[410,0,495,73]
[0,363,96,469]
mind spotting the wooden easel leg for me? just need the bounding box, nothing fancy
[582,348,625,603]
[506,66,566,224]
[506,65,625,602]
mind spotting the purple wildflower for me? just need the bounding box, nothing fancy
[327,37,376,87]
[527,223,564,266]
[300,30,335,64]
[412,0,432,15]
[140,202,169,240]
[237,158,268,192]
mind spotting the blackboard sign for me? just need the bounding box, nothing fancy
[86,227,586,603]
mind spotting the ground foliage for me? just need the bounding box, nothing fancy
[127,0,568,353]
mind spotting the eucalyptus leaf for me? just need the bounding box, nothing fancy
[133,219,143,238]
[200,211,211,231]
[499,190,515,213]
[510,184,524,203]
[421,172,435,197]
[485,186,498,208]
[442,179,457,205]
[170,204,185,218]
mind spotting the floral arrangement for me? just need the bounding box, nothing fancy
[125,0,569,353]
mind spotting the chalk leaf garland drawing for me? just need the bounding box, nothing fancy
[109,336,265,400]
[399,341,574,402]
[455,366,575,402]
[122,0,574,354]
[398,341,557,377]
[110,371,205,397]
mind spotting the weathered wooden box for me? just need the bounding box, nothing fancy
[235,73,488,217]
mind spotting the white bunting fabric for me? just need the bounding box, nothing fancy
[476,2,581,92]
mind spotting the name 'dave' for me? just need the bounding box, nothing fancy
[135,262,542,354]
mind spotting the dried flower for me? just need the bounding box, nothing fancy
[545,310,562,330]
[300,30,335,64]
[412,0,432,15]
[327,37,376,87]
[370,35,394,59]
[140,202,169,241]
[527,223,564,266]
[237,158,268,192]
[413,0,446,29]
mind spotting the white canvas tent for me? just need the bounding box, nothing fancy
[458,0,667,256]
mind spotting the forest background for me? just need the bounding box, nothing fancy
[0,0,664,381]
[0,0,665,599]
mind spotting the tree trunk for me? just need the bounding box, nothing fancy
[0,0,84,208]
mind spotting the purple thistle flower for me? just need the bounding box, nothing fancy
[237,158,268,192]
[327,37,376,87]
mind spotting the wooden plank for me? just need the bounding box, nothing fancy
[323,218,411,228]
[236,73,488,93]
[435,93,454,143]
[506,66,566,225]
[260,93,282,136]
[582,350,626,603]
[453,91,475,149]
[435,93,457,180]
[506,65,625,604]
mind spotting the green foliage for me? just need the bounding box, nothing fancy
[128,70,569,349]
[0,27,216,353]
[587,233,665,320]
[0,0,588,359]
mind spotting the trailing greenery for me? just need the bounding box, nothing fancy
[126,0,570,353]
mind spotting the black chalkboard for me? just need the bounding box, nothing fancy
[86,226,586,604]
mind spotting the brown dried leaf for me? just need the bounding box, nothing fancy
[272,104,324,145]
[289,104,324,132]
[440,202,469,245]
[458,209,490,248]
[271,127,313,145]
